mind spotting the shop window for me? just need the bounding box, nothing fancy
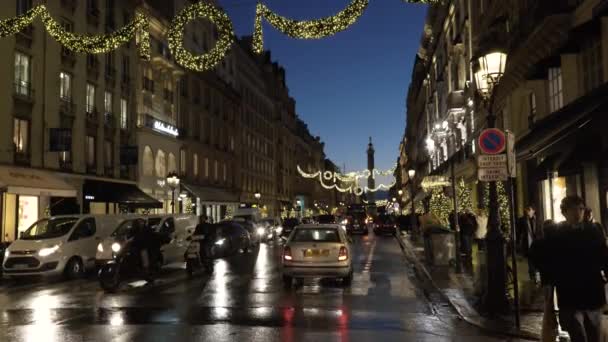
[548,67,563,113]
[168,153,177,174]
[143,145,153,176]
[542,176,567,223]
[13,118,29,154]
[155,149,167,178]
[17,195,38,235]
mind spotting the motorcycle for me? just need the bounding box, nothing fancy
[185,235,214,277]
[98,239,161,292]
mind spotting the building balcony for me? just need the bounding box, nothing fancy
[59,158,72,171]
[13,82,34,104]
[60,97,75,116]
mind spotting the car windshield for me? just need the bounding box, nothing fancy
[112,219,136,237]
[21,217,79,240]
[291,228,341,243]
[376,216,395,223]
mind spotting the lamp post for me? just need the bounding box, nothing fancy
[254,191,261,208]
[296,199,302,218]
[472,49,509,314]
[166,172,180,214]
[398,189,404,214]
[408,169,417,235]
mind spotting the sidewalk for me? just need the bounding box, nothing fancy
[396,232,554,341]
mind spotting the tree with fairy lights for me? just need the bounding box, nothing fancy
[483,182,511,236]
[429,187,452,226]
[457,179,473,212]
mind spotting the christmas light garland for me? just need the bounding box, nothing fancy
[0,5,150,59]
[168,1,235,72]
[297,165,396,196]
[252,0,369,53]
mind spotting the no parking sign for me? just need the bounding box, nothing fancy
[478,128,506,155]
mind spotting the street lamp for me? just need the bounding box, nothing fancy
[166,172,180,214]
[472,48,509,314]
[254,191,261,208]
[408,169,418,235]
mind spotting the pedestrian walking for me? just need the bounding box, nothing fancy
[530,196,608,342]
[459,210,477,259]
[517,205,539,283]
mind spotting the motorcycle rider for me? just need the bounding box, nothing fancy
[131,218,162,281]
[192,215,216,268]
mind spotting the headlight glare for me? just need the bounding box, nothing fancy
[38,245,59,257]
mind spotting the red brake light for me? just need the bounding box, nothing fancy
[338,246,348,261]
[283,247,292,261]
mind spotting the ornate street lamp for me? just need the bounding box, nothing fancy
[408,169,418,235]
[166,172,180,214]
[472,48,509,314]
[254,191,261,208]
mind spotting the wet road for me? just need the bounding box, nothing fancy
[0,234,521,341]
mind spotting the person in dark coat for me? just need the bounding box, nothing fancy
[459,211,477,259]
[517,205,539,283]
[530,196,608,342]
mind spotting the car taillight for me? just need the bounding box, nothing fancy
[283,247,292,261]
[338,246,348,261]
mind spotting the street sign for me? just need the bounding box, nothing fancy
[506,131,516,178]
[478,128,506,155]
[478,168,509,182]
[477,154,507,168]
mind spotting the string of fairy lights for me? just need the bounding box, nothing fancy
[297,165,397,197]
[0,1,433,72]
[252,0,369,54]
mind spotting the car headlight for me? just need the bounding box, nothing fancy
[4,249,9,258]
[111,243,121,253]
[256,228,265,236]
[275,226,283,233]
[38,245,59,257]
[215,238,225,246]
[342,219,348,224]
[97,243,104,253]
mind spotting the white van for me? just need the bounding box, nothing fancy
[3,215,125,279]
[95,214,197,268]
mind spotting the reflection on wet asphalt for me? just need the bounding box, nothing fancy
[0,234,520,341]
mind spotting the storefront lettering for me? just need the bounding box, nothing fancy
[8,172,44,181]
[153,120,179,137]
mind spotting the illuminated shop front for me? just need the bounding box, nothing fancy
[0,166,76,242]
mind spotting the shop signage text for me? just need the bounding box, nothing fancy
[153,120,179,137]
[478,168,509,182]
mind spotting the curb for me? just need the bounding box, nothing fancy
[395,234,540,341]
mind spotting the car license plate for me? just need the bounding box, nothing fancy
[13,264,28,269]
[303,249,329,257]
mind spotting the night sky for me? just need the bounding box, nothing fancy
[220,0,428,174]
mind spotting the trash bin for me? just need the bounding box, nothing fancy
[423,226,456,266]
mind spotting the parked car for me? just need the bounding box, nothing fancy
[373,215,398,236]
[344,213,369,235]
[96,214,197,268]
[210,221,254,257]
[0,241,11,278]
[280,218,300,237]
[282,224,353,286]
[3,215,124,279]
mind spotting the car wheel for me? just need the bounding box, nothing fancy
[282,275,292,287]
[64,257,84,280]
[342,271,353,286]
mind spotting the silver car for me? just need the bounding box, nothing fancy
[281,224,353,286]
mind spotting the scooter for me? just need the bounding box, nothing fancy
[185,235,214,277]
[98,240,161,292]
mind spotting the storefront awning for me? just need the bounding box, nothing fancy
[0,166,76,197]
[83,180,163,209]
[182,183,239,204]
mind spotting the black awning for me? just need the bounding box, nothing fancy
[182,183,239,204]
[516,82,608,161]
[83,180,163,209]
